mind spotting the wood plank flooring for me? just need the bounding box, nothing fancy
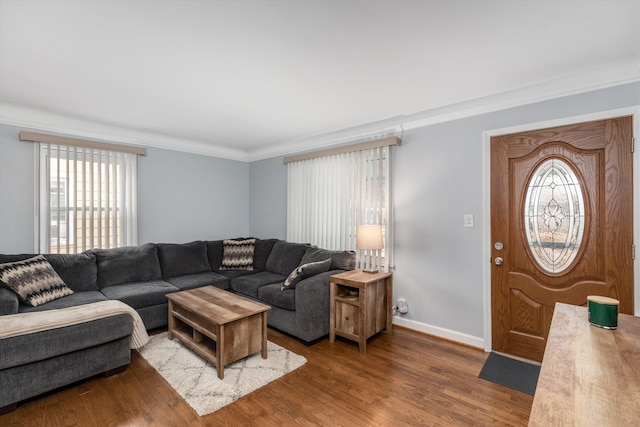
[1,326,532,426]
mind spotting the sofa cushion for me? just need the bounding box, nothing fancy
[220,238,255,270]
[0,255,74,307]
[265,241,309,276]
[157,241,210,279]
[205,240,224,270]
[45,251,99,292]
[217,270,255,279]
[0,287,19,315]
[99,280,179,309]
[18,291,109,313]
[166,271,230,291]
[95,243,162,288]
[230,271,287,299]
[0,254,37,264]
[301,247,356,271]
[281,258,332,291]
[258,283,295,311]
[254,239,278,271]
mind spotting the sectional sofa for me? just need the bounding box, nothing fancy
[0,238,355,412]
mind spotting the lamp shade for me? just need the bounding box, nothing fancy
[356,225,384,250]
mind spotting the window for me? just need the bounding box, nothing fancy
[524,157,585,274]
[49,179,68,245]
[286,137,397,272]
[37,143,139,254]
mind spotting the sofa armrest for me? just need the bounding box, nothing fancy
[294,270,335,307]
[0,287,19,315]
[292,270,342,341]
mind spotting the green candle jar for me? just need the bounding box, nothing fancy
[587,295,619,329]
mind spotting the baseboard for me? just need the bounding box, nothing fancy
[392,316,484,349]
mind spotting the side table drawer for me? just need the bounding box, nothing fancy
[335,301,359,335]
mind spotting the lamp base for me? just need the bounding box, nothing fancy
[362,268,379,274]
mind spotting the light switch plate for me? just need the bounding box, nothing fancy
[464,214,474,228]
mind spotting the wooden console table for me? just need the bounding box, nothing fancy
[529,303,640,426]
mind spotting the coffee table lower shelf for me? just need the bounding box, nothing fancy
[169,313,218,365]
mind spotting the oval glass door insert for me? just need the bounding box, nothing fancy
[524,158,585,274]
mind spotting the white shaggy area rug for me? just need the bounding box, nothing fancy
[138,332,307,416]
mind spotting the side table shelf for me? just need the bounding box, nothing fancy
[329,270,393,354]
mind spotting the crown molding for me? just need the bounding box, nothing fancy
[249,60,640,162]
[0,104,250,162]
[2,60,638,163]
[401,61,640,132]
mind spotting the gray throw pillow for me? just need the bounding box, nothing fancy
[220,238,256,270]
[281,258,332,291]
[0,255,74,306]
[300,246,356,271]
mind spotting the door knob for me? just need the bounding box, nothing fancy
[494,257,504,266]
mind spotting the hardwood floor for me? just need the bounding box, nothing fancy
[1,326,533,426]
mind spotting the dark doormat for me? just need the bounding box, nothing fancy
[478,352,541,396]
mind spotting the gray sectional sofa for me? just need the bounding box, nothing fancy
[0,238,355,412]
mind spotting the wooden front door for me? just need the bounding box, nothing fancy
[491,116,634,362]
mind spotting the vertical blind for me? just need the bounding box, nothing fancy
[38,143,139,254]
[287,142,394,272]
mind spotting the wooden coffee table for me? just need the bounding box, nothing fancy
[166,286,270,379]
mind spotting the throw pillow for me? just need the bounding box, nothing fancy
[281,258,332,291]
[0,255,74,307]
[220,238,256,270]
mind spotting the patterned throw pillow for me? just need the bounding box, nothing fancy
[220,238,256,270]
[281,258,332,291]
[0,255,74,306]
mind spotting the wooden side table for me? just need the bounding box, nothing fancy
[329,269,393,354]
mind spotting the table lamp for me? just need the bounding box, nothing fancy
[356,225,383,273]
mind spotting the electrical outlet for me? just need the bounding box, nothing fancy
[397,298,408,314]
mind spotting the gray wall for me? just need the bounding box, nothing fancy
[249,82,640,341]
[138,147,249,244]
[0,125,35,253]
[249,155,287,239]
[0,124,250,252]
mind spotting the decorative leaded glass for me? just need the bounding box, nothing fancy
[524,158,585,273]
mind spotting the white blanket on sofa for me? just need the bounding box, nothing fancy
[0,300,150,349]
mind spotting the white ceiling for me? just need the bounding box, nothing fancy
[1,0,639,161]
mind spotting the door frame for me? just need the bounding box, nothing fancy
[482,106,640,353]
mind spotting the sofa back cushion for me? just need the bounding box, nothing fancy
[157,241,210,278]
[265,241,309,276]
[95,243,162,288]
[0,254,37,264]
[301,247,356,271]
[0,252,98,292]
[254,238,278,271]
[0,287,19,314]
[205,240,224,270]
[46,251,99,292]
